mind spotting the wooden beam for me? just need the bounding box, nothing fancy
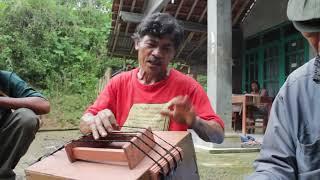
[120,11,207,33]
[232,0,251,26]
[111,0,124,56]
[125,23,130,36]
[174,0,184,18]
[130,0,137,12]
[176,32,194,58]
[112,23,122,54]
[114,0,124,34]
[125,0,137,36]
[120,11,143,23]
[186,0,198,20]
[186,33,206,61]
[162,2,169,12]
[144,0,171,16]
[181,20,206,33]
[130,44,135,54]
[198,5,207,22]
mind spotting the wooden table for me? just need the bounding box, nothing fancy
[232,94,273,134]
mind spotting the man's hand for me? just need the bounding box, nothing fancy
[79,109,119,140]
[160,95,196,127]
[161,95,224,143]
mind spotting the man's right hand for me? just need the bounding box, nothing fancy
[79,109,119,140]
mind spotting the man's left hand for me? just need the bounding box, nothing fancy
[160,95,196,126]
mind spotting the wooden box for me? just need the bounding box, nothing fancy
[25,131,200,180]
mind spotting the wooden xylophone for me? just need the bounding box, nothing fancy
[25,128,200,180]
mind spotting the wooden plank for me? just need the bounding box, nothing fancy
[120,11,207,33]
[124,0,137,36]
[176,32,194,58]
[123,128,155,169]
[161,2,168,12]
[130,44,135,54]
[72,147,127,163]
[130,0,137,12]
[186,33,206,61]
[174,0,184,18]
[186,0,198,20]
[26,171,66,180]
[232,0,251,26]
[114,0,124,30]
[242,96,247,134]
[232,95,245,104]
[111,0,124,55]
[112,23,122,54]
[144,0,171,16]
[198,5,207,22]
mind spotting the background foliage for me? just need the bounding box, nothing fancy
[0,0,127,126]
[0,0,206,127]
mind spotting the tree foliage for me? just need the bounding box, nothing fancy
[0,0,205,126]
[0,0,137,125]
[0,0,118,95]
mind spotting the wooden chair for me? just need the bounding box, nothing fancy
[246,104,269,134]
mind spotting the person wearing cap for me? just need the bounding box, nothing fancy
[248,0,320,179]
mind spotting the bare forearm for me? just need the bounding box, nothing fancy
[0,97,50,115]
[191,117,224,144]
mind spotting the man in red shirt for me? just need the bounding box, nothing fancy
[80,13,224,144]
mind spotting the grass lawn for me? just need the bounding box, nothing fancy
[196,150,259,180]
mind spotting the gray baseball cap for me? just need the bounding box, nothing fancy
[287,0,320,32]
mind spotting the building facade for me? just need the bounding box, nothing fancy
[238,0,315,97]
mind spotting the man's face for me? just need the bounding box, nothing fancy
[302,32,320,54]
[135,35,176,77]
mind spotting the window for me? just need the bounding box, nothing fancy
[244,51,259,93]
[263,45,280,97]
[285,37,306,76]
[243,22,309,96]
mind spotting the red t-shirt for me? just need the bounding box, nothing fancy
[86,68,224,131]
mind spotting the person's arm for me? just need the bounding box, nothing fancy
[80,77,119,139]
[1,72,50,115]
[0,96,50,115]
[247,95,297,180]
[191,117,224,143]
[161,96,224,144]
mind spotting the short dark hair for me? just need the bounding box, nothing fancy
[132,13,184,49]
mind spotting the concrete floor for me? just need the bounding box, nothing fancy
[14,130,82,179]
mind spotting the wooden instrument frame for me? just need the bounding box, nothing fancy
[26,130,192,180]
[65,128,156,169]
[64,127,183,179]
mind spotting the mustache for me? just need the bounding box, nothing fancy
[147,57,162,65]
